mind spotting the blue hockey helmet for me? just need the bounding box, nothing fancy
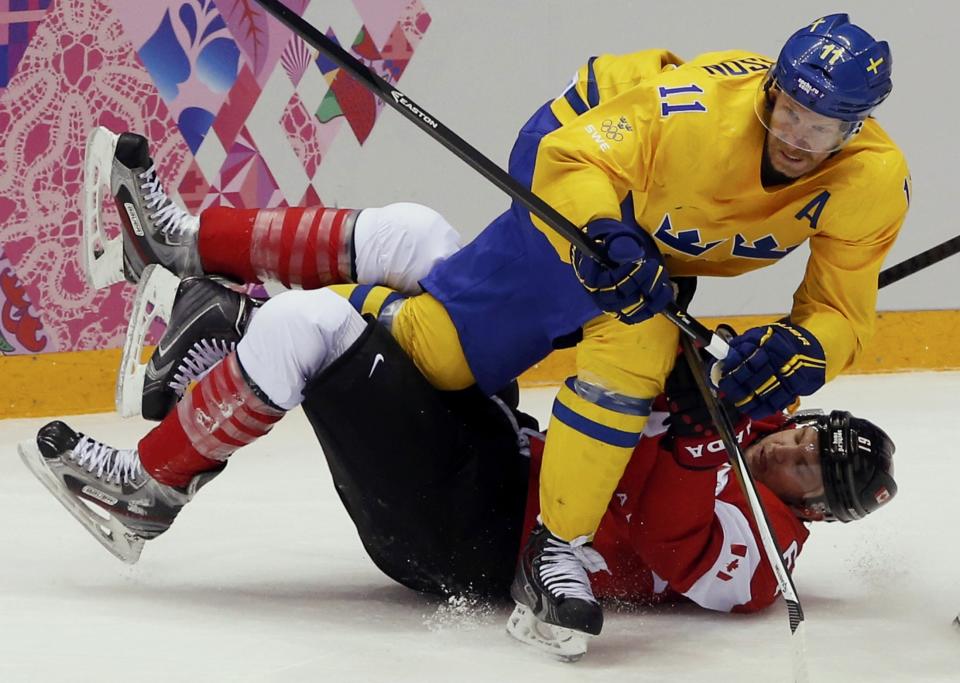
[773,14,892,121]
[756,15,892,152]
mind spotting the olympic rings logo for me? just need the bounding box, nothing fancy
[601,117,633,142]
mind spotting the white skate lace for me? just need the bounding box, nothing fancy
[72,436,142,485]
[539,536,609,603]
[138,166,198,237]
[170,338,236,396]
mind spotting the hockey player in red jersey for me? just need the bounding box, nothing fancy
[26,124,899,654]
[20,270,897,661]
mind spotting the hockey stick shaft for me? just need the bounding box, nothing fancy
[254,0,729,359]
[879,234,960,288]
[680,337,808,679]
[680,338,803,625]
[254,0,602,262]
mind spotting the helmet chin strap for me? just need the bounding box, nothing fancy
[791,491,832,523]
[791,502,827,523]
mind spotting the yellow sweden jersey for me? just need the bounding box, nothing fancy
[530,49,910,378]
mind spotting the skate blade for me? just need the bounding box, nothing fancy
[18,440,145,564]
[83,126,125,289]
[116,264,180,418]
[505,604,589,662]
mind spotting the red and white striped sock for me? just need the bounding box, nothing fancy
[197,206,360,288]
[138,352,285,488]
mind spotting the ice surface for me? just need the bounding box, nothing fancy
[2,372,959,682]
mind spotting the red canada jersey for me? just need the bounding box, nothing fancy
[521,412,810,613]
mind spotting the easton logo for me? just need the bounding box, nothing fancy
[124,203,144,236]
[391,90,438,129]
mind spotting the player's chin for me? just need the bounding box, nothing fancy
[768,147,818,178]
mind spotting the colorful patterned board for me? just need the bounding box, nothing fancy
[0,0,431,354]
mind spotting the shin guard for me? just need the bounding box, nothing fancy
[198,206,359,288]
[138,351,285,487]
[539,379,651,540]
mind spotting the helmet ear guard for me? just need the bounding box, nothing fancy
[784,410,897,523]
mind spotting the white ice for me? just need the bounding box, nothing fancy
[1,372,959,682]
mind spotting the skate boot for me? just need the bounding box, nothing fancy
[19,421,222,563]
[83,126,202,288]
[115,265,258,419]
[507,522,608,662]
[144,275,258,421]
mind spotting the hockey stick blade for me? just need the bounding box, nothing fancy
[82,127,125,289]
[19,439,145,564]
[252,0,726,358]
[116,264,180,418]
[681,338,809,682]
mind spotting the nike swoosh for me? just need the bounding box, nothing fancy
[368,353,385,378]
[144,358,176,381]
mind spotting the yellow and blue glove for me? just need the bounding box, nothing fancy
[572,219,673,325]
[713,322,826,419]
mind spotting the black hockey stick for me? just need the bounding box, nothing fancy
[253,0,731,361]
[879,234,960,288]
[681,337,809,681]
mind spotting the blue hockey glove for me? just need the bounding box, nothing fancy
[713,322,827,419]
[572,219,674,325]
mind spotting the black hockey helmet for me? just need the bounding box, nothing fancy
[786,410,897,523]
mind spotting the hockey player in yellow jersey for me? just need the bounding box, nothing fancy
[421,13,910,651]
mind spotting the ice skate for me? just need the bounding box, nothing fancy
[19,421,221,563]
[507,522,607,662]
[82,126,202,288]
[117,264,257,420]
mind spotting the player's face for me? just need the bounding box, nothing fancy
[762,91,846,178]
[745,426,824,506]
